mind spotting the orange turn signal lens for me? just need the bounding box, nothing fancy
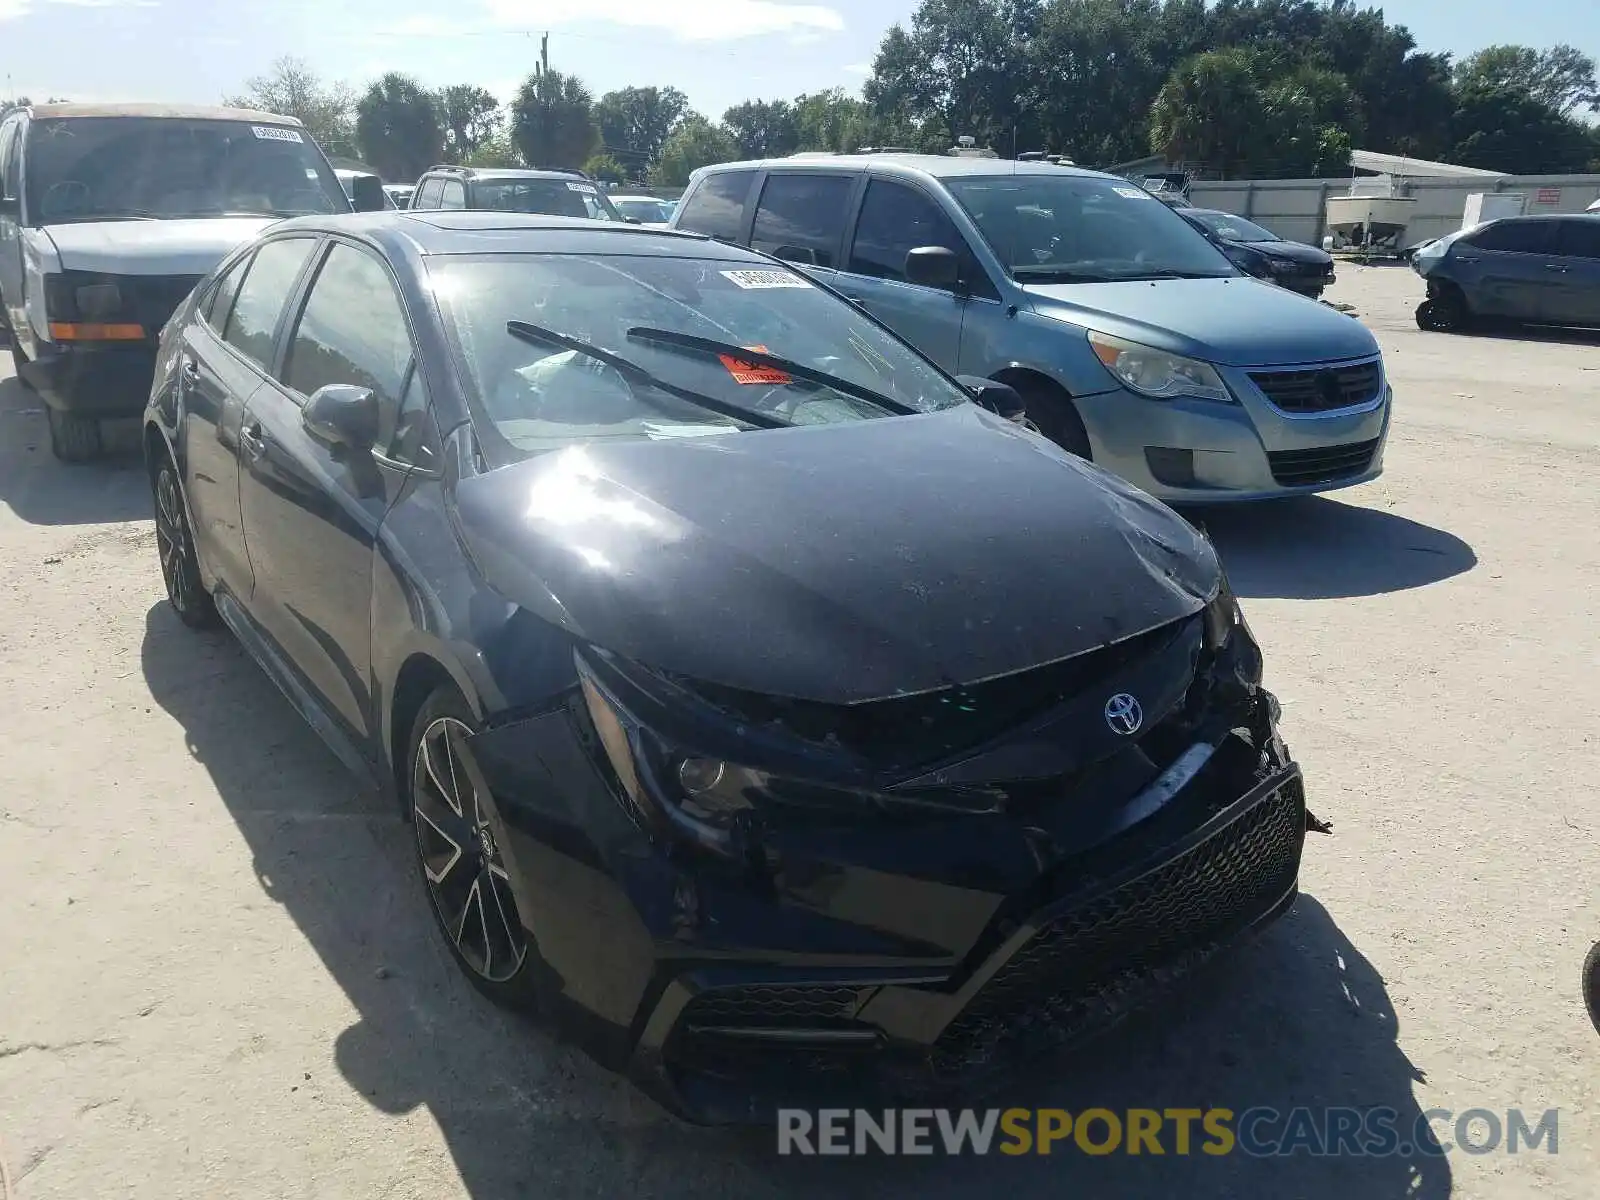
[49,322,145,342]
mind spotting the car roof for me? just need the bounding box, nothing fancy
[432,169,590,182]
[266,210,772,259]
[27,102,302,125]
[695,152,1112,183]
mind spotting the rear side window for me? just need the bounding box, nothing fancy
[221,237,316,369]
[414,178,444,209]
[750,173,853,267]
[1468,221,1556,254]
[1555,219,1600,260]
[676,170,756,242]
[441,180,466,210]
[203,256,250,331]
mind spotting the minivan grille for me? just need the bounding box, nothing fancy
[1266,438,1380,487]
[1249,361,1381,413]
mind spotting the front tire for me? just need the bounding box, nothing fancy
[1417,287,1469,334]
[47,407,104,462]
[1584,941,1600,1035]
[1012,378,1092,459]
[152,455,218,628]
[408,686,539,1009]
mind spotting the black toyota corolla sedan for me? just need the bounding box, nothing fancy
[144,211,1309,1123]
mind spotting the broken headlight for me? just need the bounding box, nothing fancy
[1203,571,1243,651]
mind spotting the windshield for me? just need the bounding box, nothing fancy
[430,253,970,459]
[470,178,622,222]
[945,174,1236,282]
[614,198,671,223]
[24,117,349,223]
[1190,211,1277,243]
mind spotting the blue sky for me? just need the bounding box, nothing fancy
[3,0,1597,120]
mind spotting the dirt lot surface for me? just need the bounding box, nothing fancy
[2,264,1596,1198]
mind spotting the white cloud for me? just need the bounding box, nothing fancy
[0,0,156,16]
[841,62,872,76]
[383,0,843,43]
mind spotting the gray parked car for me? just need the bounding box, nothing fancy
[1413,214,1600,332]
[671,155,1390,502]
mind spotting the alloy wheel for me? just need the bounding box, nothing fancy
[154,464,212,624]
[412,716,528,984]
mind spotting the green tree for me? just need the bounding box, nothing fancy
[1446,85,1596,174]
[1149,47,1263,176]
[511,66,599,169]
[594,86,689,168]
[465,131,523,169]
[649,114,737,187]
[226,56,358,158]
[355,74,445,183]
[583,153,627,183]
[1455,44,1599,116]
[436,84,501,162]
[721,99,799,158]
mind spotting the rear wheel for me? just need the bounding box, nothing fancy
[152,455,218,628]
[47,408,104,462]
[1010,377,1092,459]
[408,686,539,1009]
[1584,941,1600,1035]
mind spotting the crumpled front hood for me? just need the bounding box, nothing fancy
[451,406,1219,705]
[43,217,276,276]
[1243,239,1333,266]
[1024,276,1377,367]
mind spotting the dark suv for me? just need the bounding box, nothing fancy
[408,165,624,222]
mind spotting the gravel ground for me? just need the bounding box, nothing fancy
[1,263,1596,1198]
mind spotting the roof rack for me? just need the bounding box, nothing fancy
[422,163,474,176]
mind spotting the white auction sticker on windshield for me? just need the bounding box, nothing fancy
[565,181,598,194]
[252,126,304,143]
[1113,185,1152,199]
[720,269,811,290]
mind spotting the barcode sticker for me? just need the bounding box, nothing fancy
[1113,185,1151,200]
[565,181,598,194]
[252,126,304,143]
[720,269,810,290]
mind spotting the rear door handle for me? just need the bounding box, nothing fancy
[240,420,267,460]
[181,358,200,382]
[1543,263,1568,272]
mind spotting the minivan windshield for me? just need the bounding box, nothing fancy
[430,253,970,459]
[24,117,350,224]
[945,174,1238,282]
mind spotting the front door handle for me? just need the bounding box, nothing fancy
[240,421,267,460]
[181,357,200,382]
[1543,263,1568,272]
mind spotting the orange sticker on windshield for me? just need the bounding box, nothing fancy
[718,345,791,385]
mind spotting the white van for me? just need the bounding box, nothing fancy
[0,103,380,460]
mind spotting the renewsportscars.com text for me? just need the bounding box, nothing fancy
[776,1107,1559,1157]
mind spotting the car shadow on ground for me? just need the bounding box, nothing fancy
[141,603,1453,1199]
[0,372,148,525]
[1453,322,1600,347]
[1187,495,1476,600]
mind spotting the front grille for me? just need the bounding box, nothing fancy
[680,984,864,1027]
[1249,361,1381,413]
[934,773,1304,1074]
[1266,438,1380,487]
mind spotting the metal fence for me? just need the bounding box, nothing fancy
[1187,174,1600,248]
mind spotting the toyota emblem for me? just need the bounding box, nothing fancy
[1104,692,1144,736]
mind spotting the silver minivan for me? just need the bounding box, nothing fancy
[670,155,1391,502]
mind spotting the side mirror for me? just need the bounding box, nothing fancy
[349,173,386,213]
[302,384,379,452]
[905,245,961,291]
[622,215,642,224]
[957,375,1026,421]
[773,244,819,265]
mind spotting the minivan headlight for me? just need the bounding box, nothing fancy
[1088,331,1234,404]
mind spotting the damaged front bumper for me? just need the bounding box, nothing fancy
[464,610,1314,1124]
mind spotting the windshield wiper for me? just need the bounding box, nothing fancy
[1010,266,1117,283]
[504,321,789,430]
[624,327,917,417]
[1114,269,1234,281]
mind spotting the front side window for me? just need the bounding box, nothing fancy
[750,173,853,267]
[1466,220,1556,254]
[849,178,983,293]
[284,244,414,440]
[675,170,756,241]
[222,237,317,369]
[429,252,970,460]
[945,174,1236,283]
[468,178,621,221]
[23,117,347,224]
